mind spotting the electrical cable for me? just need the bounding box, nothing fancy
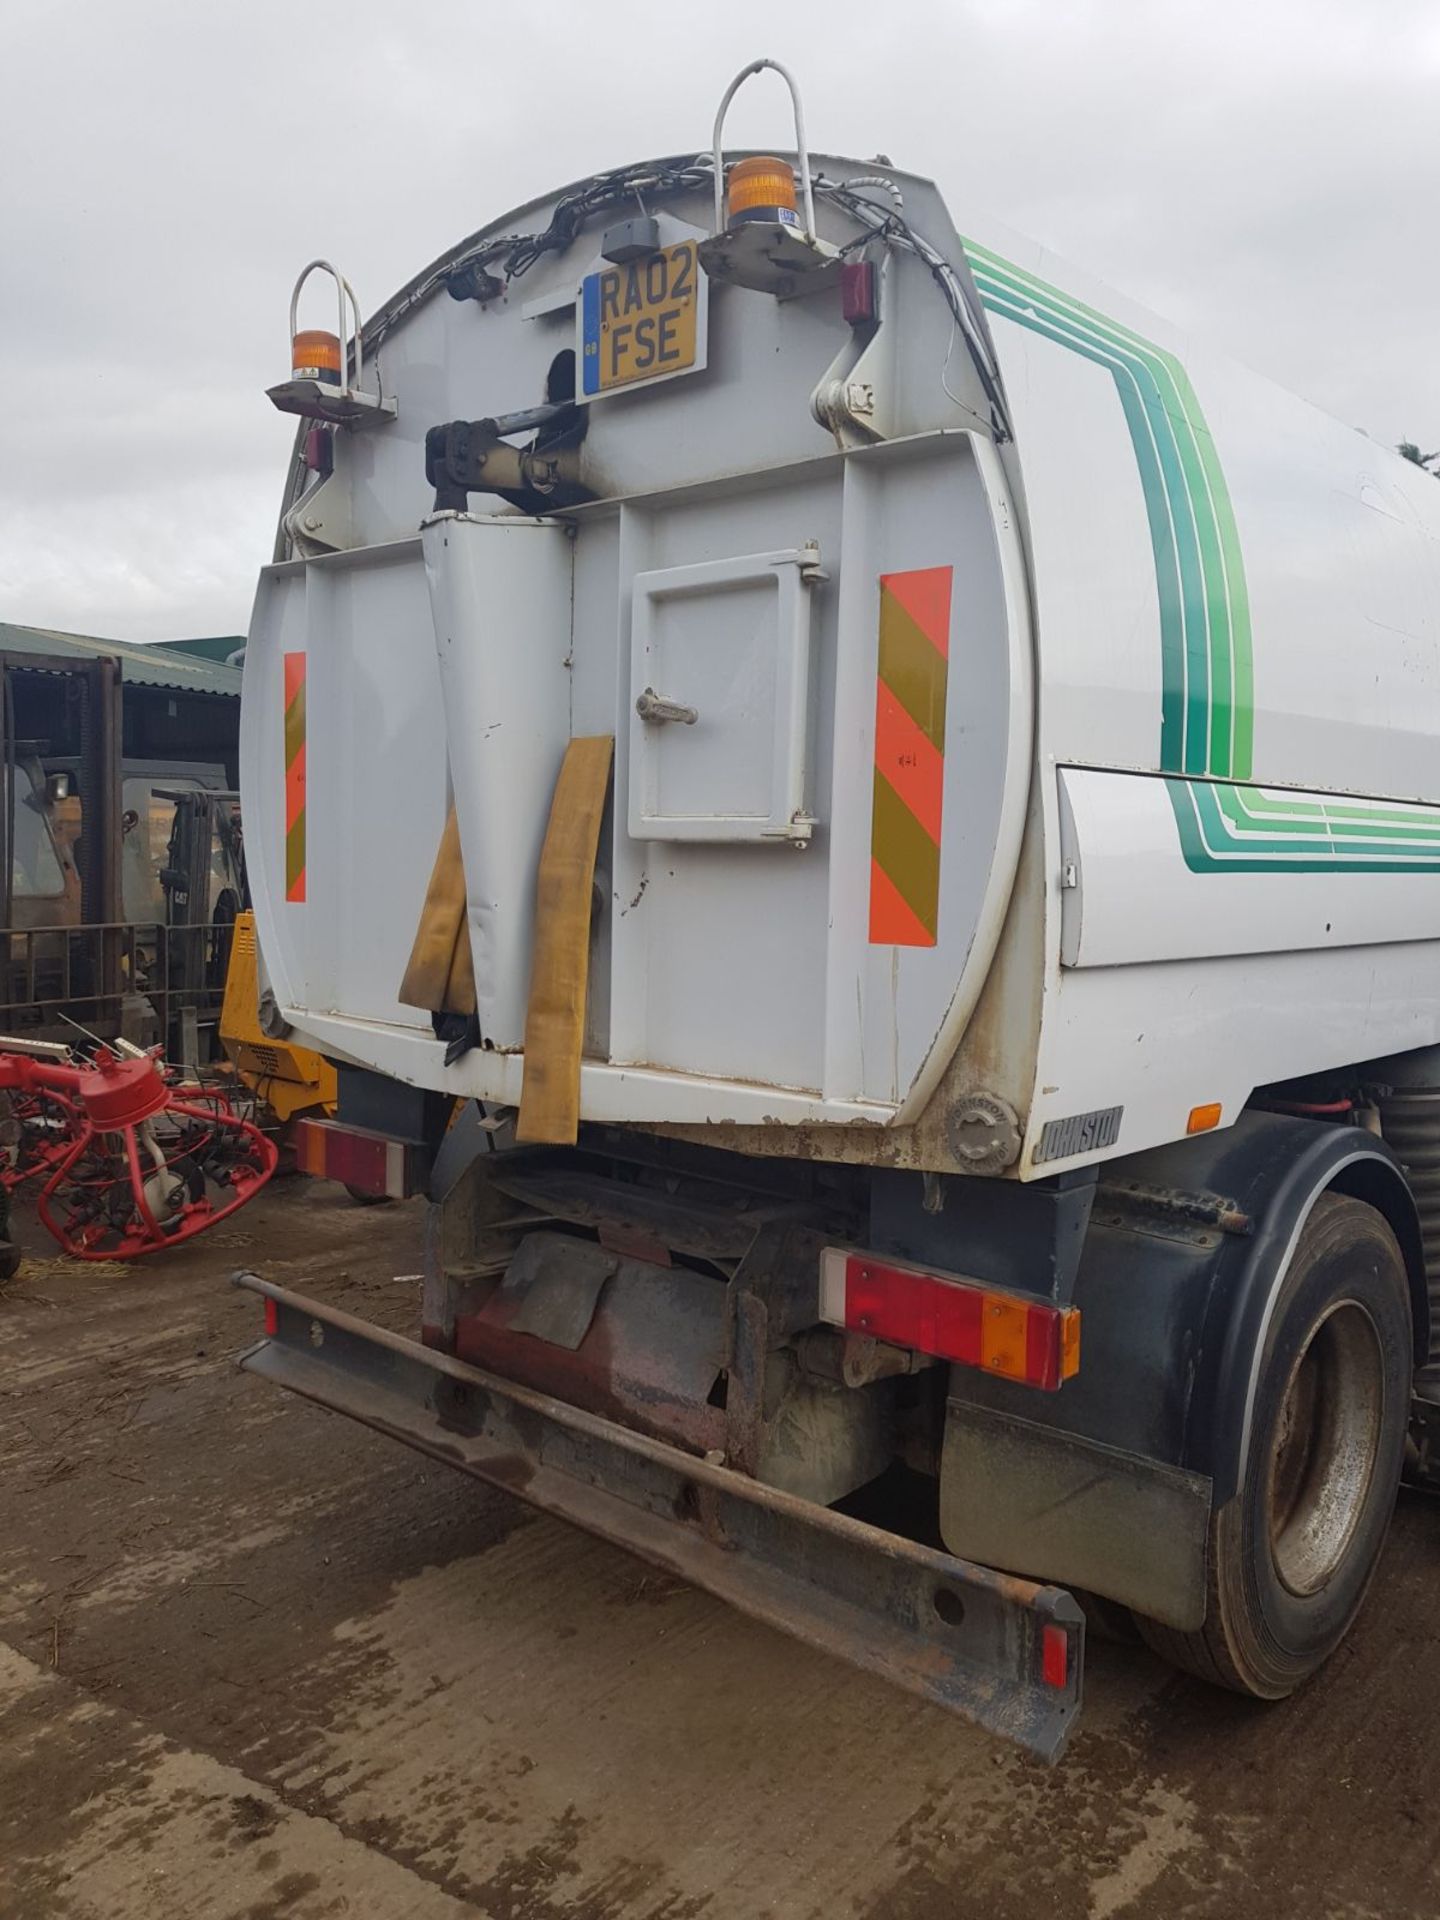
[370,156,1008,429]
[810,173,1011,441]
[332,152,1012,540]
[369,157,717,350]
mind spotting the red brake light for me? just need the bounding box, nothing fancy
[303,426,334,476]
[1042,1623,1069,1690]
[263,1297,279,1337]
[819,1247,1080,1390]
[840,260,876,327]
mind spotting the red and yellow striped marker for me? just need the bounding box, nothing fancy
[283,652,307,903]
[868,566,952,946]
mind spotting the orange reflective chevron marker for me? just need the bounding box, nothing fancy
[283,652,306,903]
[869,567,952,945]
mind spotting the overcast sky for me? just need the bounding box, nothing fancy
[3,0,1439,642]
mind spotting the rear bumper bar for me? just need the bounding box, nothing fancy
[232,1272,1084,1760]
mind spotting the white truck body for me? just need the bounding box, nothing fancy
[243,153,1440,1182]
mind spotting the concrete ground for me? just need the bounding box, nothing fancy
[2,1176,1440,1920]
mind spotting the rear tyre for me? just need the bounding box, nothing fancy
[1136,1193,1411,1697]
[343,1184,393,1208]
[0,1186,16,1278]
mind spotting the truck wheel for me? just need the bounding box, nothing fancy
[1137,1193,1411,1697]
[344,1184,393,1207]
[0,1187,17,1278]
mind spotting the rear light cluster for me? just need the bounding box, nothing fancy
[820,1249,1080,1391]
[292,1118,422,1201]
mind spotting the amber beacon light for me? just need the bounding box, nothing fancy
[291,328,342,386]
[726,155,801,230]
[698,59,839,296]
[267,259,396,427]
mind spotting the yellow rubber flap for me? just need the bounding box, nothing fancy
[516,736,614,1145]
[399,803,476,1017]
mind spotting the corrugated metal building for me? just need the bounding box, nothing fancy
[0,622,242,698]
[0,622,241,783]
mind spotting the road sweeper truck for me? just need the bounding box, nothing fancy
[233,60,1440,1758]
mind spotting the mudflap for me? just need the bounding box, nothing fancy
[232,1273,1083,1761]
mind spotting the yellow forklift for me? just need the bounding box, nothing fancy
[218,909,335,1124]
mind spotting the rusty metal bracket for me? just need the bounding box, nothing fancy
[232,1272,1084,1761]
[1093,1179,1253,1246]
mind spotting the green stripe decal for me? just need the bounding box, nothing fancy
[967,241,1440,873]
[968,244,1248,780]
[1171,779,1440,871]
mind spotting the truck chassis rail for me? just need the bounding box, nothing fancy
[232,1273,1084,1760]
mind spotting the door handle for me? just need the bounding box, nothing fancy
[635,687,699,726]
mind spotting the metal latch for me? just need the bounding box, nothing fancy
[635,688,699,726]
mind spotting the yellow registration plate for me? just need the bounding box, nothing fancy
[579,240,705,398]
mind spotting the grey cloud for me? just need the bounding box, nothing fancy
[3,0,1438,639]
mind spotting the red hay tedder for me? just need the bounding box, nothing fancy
[0,1039,275,1265]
